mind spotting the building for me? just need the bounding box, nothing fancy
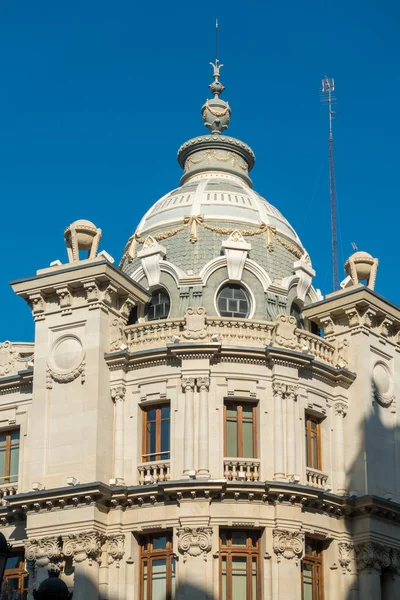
[0,58,399,600]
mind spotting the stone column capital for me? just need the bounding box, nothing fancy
[197,377,210,391]
[338,541,354,573]
[176,527,213,562]
[334,400,348,417]
[107,535,125,567]
[62,532,106,565]
[25,537,63,566]
[272,381,285,398]
[355,541,391,573]
[111,385,126,403]
[273,529,304,564]
[182,377,196,392]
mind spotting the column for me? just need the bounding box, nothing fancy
[286,385,298,480]
[355,542,389,600]
[273,382,285,480]
[197,377,210,478]
[111,385,126,484]
[382,549,400,600]
[334,400,347,495]
[63,532,105,600]
[175,526,214,599]
[182,377,195,476]
[272,529,303,600]
[25,537,62,594]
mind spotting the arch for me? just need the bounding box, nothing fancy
[200,256,272,292]
[130,261,186,288]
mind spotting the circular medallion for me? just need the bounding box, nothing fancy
[372,361,394,407]
[48,335,85,384]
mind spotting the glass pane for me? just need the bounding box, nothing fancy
[0,435,6,449]
[220,531,227,547]
[147,409,157,421]
[221,556,227,600]
[0,449,6,480]
[252,557,257,600]
[302,564,313,600]
[231,531,247,546]
[10,432,19,444]
[226,405,237,419]
[305,429,309,467]
[161,406,170,419]
[311,433,318,469]
[161,418,170,459]
[143,561,148,600]
[9,447,19,482]
[242,420,254,458]
[226,419,238,457]
[152,559,167,600]
[146,421,157,460]
[5,556,20,570]
[152,536,168,551]
[232,557,247,600]
[171,557,176,598]
[305,540,314,556]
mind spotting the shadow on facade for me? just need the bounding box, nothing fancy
[343,381,399,600]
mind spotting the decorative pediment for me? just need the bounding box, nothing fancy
[137,236,166,287]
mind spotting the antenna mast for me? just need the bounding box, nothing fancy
[321,75,339,291]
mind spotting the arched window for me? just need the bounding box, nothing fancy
[217,284,250,319]
[147,289,171,321]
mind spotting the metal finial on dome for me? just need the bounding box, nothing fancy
[201,22,231,135]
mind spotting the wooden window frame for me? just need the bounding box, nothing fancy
[223,401,258,459]
[0,429,20,485]
[219,529,261,600]
[139,534,175,600]
[301,539,324,600]
[305,415,322,470]
[141,405,170,462]
[1,552,28,599]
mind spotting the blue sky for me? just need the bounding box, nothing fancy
[1,0,399,341]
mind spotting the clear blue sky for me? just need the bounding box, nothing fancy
[1,0,399,341]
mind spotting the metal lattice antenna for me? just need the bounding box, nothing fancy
[321,75,339,291]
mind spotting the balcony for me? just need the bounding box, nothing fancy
[306,467,328,489]
[138,461,171,485]
[0,483,18,505]
[125,316,336,367]
[223,459,260,482]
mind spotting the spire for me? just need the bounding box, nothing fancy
[201,22,231,134]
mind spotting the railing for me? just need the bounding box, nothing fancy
[0,483,18,505]
[138,461,171,485]
[306,467,328,489]
[124,316,337,368]
[223,459,260,482]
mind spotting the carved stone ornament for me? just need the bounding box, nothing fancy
[338,542,354,573]
[47,335,85,388]
[355,542,391,573]
[83,280,100,303]
[293,260,315,302]
[221,230,251,282]
[63,532,106,565]
[182,377,196,393]
[274,314,297,350]
[334,401,348,417]
[182,307,207,340]
[335,338,349,369]
[55,286,72,309]
[273,529,304,564]
[0,341,32,377]
[28,293,45,318]
[107,535,125,567]
[344,251,378,290]
[390,549,400,575]
[272,382,298,401]
[64,219,102,263]
[110,317,125,352]
[111,386,126,403]
[372,361,395,408]
[25,537,63,568]
[177,527,212,562]
[137,236,166,288]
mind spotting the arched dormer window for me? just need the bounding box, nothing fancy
[147,289,171,321]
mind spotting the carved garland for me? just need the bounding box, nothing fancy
[120,217,308,265]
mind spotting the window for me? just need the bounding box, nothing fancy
[305,416,321,470]
[220,530,260,600]
[302,539,324,600]
[1,552,28,600]
[147,290,170,321]
[217,285,250,318]
[0,430,20,484]
[290,302,304,329]
[224,403,257,458]
[142,406,170,462]
[139,533,175,600]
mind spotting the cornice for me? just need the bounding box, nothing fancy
[0,369,33,395]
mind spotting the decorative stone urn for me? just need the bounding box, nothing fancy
[344,250,378,290]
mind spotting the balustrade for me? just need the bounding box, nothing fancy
[223,459,260,482]
[306,467,328,488]
[0,483,18,505]
[138,461,171,485]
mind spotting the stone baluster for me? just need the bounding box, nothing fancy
[334,400,348,494]
[182,377,196,476]
[111,386,126,484]
[286,384,298,481]
[273,382,285,480]
[197,377,210,478]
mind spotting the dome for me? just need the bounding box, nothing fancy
[120,60,317,322]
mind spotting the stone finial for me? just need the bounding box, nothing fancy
[64,220,102,263]
[201,60,231,134]
[343,251,378,290]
